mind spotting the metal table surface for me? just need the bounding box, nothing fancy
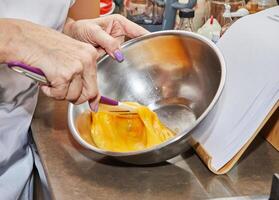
[31,95,279,200]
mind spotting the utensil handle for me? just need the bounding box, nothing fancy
[7,62,120,107]
[7,61,45,76]
[6,61,48,84]
[100,96,119,106]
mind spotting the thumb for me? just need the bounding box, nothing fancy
[40,85,53,97]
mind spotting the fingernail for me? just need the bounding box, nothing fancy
[93,103,99,113]
[113,50,124,62]
[89,102,99,112]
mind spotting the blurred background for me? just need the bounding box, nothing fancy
[77,0,279,42]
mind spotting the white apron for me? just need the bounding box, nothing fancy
[0,0,74,199]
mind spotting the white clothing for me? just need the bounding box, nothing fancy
[0,0,74,199]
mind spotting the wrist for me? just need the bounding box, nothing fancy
[63,17,76,37]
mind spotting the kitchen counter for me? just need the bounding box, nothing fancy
[31,95,279,200]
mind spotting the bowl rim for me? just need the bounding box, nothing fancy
[68,30,227,157]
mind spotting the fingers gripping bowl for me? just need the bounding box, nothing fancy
[68,30,226,165]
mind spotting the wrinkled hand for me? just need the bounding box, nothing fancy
[64,14,149,62]
[5,19,99,109]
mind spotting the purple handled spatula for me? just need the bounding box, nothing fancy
[6,61,135,113]
[7,61,48,84]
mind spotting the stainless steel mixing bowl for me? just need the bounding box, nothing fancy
[68,30,226,164]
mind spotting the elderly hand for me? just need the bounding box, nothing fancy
[64,14,149,62]
[2,19,99,109]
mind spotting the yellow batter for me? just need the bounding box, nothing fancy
[90,103,175,152]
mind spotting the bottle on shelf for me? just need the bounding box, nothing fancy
[197,15,222,43]
[221,3,233,34]
[177,8,195,31]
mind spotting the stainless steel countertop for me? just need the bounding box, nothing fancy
[31,95,279,200]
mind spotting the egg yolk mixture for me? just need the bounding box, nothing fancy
[90,103,175,152]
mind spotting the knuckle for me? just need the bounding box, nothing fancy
[106,38,119,50]
[80,52,97,67]
[81,53,93,67]
[73,100,79,105]
[73,99,84,105]
[66,93,78,102]
[55,91,67,100]
[67,91,82,103]
[76,94,87,104]
[84,90,98,101]
[111,40,120,50]
[61,60,83,77]
[90,24,102,33]
[112,14,124,21]
[68,97,78,103]
[83,44,98,58]
[60,70,72,82]
[73,60,83,74]
[86,44,98,55]
[56,95,65,100]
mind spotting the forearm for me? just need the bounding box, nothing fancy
[0,19,20,63]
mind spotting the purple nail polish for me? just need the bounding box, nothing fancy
[93,103,99,113]
[114,50,124,62]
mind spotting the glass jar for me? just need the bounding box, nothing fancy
[258,0,276,10]
[177,9,195,31]
[209,0,245,26]
[123,0,165,25]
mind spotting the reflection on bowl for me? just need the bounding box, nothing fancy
[68,30,226,165]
